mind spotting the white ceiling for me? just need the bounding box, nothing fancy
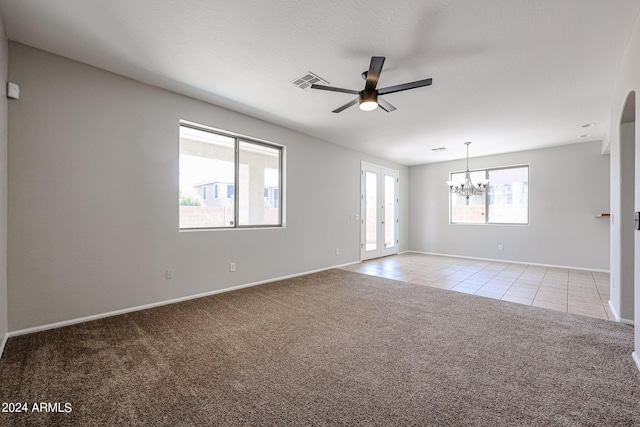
[0,0,638,166]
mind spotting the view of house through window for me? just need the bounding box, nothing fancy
[450,166,528,224]
[179,122,283,229]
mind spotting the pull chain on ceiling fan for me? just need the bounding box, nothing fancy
[310,56,433,113]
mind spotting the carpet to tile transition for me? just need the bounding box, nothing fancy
[0,269,638,426]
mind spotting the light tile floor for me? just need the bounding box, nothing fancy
[341,253,613,321]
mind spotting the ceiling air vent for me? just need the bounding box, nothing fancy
[292,72,329,90]
[431,147,447,152]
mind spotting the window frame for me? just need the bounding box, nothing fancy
[179,120,285,230]
[449,164,529,226]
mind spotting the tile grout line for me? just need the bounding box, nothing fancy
[493,263,533,304]
[529,266,548,308]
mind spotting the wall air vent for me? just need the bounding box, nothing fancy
[292,72,329,90]
[431,147,447,151]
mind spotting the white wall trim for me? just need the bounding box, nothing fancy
[609,300,621,322]
[8,261,360,338]
[608,300,635,325]
[633,352,640,373]
[408,251,610,273]
[0,333,7,360]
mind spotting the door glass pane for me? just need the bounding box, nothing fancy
[179,127,235,229]
[365,171,378,251]
[384,175,395,249]
[238,140,281,226]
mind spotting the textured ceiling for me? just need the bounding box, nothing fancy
[0,0,639,165]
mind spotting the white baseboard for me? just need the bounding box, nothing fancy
[8,260,361,338]
[607,300,635,325]
[0,332,7,360]
[633,352,640,373]
[608,300,621,322]
[407,251,610,273]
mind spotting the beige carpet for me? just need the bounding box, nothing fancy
[0,269,638,426]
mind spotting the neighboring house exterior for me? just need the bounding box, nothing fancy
[193,181,279,208]
[263,186,279,209]
[193,181,234,207]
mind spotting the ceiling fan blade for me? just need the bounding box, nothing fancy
[310,84,359,95]
[377,97,397,112]
[364,56,385,92]
[378,78,433,95]
[332,98,359,113]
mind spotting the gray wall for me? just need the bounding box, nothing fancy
[409,141,610,270]
[7,42,408,332]
[0,17,7,351]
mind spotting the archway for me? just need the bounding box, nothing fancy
[613,91,636,324]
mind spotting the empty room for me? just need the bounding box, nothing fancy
[0,1,639,425]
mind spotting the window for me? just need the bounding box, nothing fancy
[202,186,207,200]
[487,167,528,224]
[179,122,284,229]
[450,166,528,224]
[450,171,487,224]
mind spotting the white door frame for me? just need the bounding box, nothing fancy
[361,161,399,260]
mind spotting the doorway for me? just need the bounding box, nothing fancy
[361,162,399,260]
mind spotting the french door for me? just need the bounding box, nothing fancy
[361,162,399,260]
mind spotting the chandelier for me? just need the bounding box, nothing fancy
[446,142,489,199]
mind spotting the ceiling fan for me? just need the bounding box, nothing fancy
[311,56,433,113]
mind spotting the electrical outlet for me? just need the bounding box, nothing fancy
[230,262,236,272]
[498,245,504,251]
[166,269,174,280]
[335,248,340,255]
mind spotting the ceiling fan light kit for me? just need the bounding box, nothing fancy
[311,56,432,113]
[359,91,378,111]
